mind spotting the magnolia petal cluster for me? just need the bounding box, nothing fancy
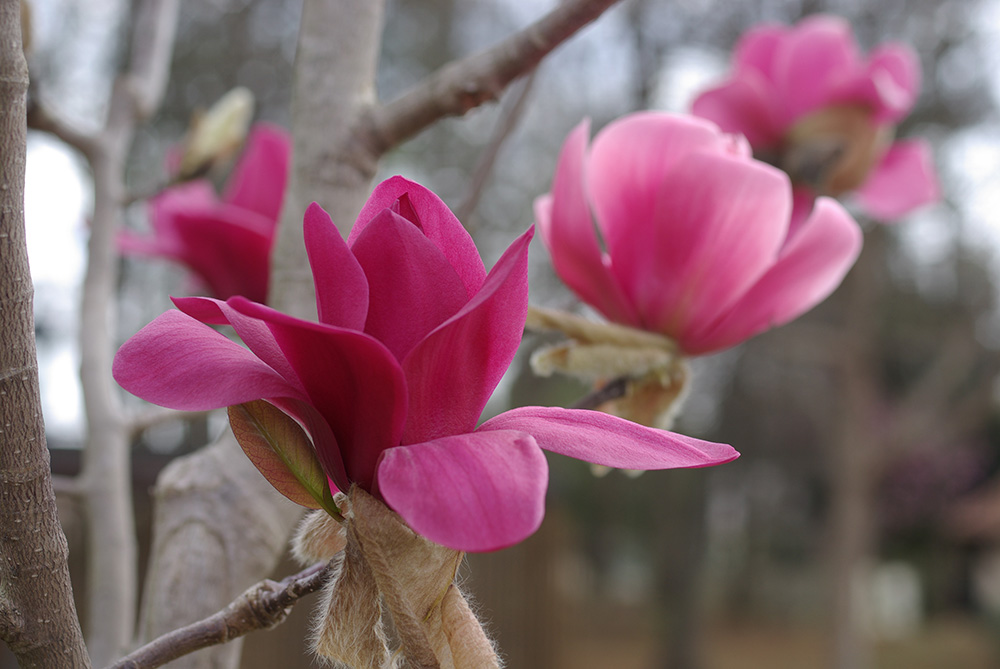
[114,176,738,552]
[692,14,939,221]
[118,123,290,303]
[536,113,863,355]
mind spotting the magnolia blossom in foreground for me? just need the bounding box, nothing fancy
[113,177,738,552]
[118,123,290,303]
[692,14,939,221]
[536,113,863,355]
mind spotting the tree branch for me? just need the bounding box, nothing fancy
[364,0,620,153]
[127,407,209,439]
[0,0,90,665]
[571,377,629,410]
[112,561,333,669]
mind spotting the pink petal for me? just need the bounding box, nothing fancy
[688,197,862,353]
[854,139,940,221]
[377,430,548,552]
[592,146,791,340]
[733,23,787,80]
[303,203,369,330]
[478,407,739,469]
[537,120,639,326]
[172,296,303,388]
[400,227,532,445]
[222,123,291,222]
[690,75,783,147]
[349,176,486,298]
[351,208,468,361]
[771,15,860,122]
[831,44,921,123]
[113,309,303,410]
[167,207,272,302]
[229,297,407,490]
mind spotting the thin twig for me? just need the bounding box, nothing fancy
[110,560,334,669]
[364,0,620,154]
[456,70,538,225]
[571,377,629,410]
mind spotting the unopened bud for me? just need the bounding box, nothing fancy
[176,87,255,180]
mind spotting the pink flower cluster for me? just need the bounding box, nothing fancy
[118,124,290,303]
[692,15,939,221]
[114,177,738,552]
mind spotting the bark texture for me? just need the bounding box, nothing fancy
[0,1,90,665]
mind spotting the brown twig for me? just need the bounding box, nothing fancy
[364,0,620,153]
[571,377,629,410]
[456,70,538,225]
[110,561,334,669]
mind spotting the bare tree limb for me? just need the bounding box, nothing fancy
[127,407,209,439]
[112,561,332,669]
[70,1,179,664]
[0,1,90,665]
[571,377,629,410]
[364,0,620,153]
[25,102,98,160]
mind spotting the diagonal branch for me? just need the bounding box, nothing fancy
[363,0,621,154]
[110,561,334,669]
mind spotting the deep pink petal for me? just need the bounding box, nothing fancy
[854,139,940,221]
[537,120,639,326]
[771,15,860,122]
[352,208,468,361]
[229,297,407,490]
[222,123,291,222]
[478,407,739,469]
[690,74,783,147]
[303,203,369,330]
[166,207,272,302]
[377,430,548,552]
[687,197,862,353]
[400,227,532,445]
[171,296,303,388]
[349,176,486,298]
[113,309,304,411]
[269,396,350,493]
[593,147,791,340]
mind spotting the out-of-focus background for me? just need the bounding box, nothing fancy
[9,0,1000,667]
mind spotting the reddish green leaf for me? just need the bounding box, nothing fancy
[228,400,333,512]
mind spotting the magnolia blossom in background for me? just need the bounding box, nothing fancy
[692,14,939,221]
[118,123,290,303]
[113,177,738,552]
[536,113,862,355]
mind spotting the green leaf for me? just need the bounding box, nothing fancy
[228,400,340,517]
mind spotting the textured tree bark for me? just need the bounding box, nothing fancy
[0,1,90,665]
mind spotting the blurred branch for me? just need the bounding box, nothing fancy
[25,102,98,159]
[571,377,628,410]
[128,407,210,439]
[365,0,621,153]
[111,561,333,669]
[0,0,90,664]
[456,70,538,225]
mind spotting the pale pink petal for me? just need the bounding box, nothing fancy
[377,430,547,552]
[352,209,468,361]
[690,75,783,147]
[349,176,486,298]
[831,44,921,123]
[222,123,291,222]
[772,15,860,122]
[112,309,304,411]
[733,23,787,80]
[400,228,532,445]
[537,120,638,326]
[478,407,739,469]
[303,203,369,330]
[688,197,862,353]
[587,113,730,265]
[229,297,407,490]
[593,148,791,340]
[854,139,940,221]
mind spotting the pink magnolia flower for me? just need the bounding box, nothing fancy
[118,123,291,303]
[113,177,738,552]
[536,112,863,355]
[692,14,939,221]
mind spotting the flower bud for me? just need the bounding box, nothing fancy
[176,87,255,180]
